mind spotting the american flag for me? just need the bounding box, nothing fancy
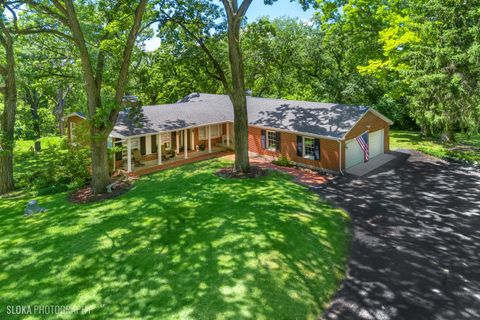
[356,132,369,161]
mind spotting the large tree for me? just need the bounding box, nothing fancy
[27,0,148,192]
[158,0,315,173]
[129,43,221,105]
[356,0,480,138]
[0,1,17,194]
[220,0,253,173]
[16,31,80,139]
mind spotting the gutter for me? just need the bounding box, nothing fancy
[338,139,344,176]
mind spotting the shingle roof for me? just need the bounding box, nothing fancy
[111,99,233,138]
[64,111,86,120]
[111,93,377,139]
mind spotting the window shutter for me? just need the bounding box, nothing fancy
[297,136,303,157]
[261,129,266,149]
[151,135,157,154]
[314,138,321,160]
[140,136,146,155]
[115,138,122,161]
[172,132,177,149]
[276,132,281,151]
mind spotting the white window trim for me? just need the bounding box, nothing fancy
[302,136,315,160]
[130,137,140,150]
[160,132,172,149]
[199,127,206,140]
[209,124,222,139]
[266,130,277,151]
[199,124,221,140]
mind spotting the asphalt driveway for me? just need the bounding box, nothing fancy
[316,150,480,320]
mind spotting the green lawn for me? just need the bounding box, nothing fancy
[391,130,480,164]
[0,159,350,320]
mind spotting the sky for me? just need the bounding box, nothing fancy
[247,0,315,21]
[144,1,316,51]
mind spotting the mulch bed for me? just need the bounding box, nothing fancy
[68,178,134,204]
[215,165,269,179]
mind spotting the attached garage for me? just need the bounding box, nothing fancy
[369,129,384,159]
[345,128,387,169]
[343,110,392,170]
[345,138,365,169]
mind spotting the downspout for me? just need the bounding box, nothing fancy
[338,139,344,176]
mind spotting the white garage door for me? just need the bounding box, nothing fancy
[346,138,365,169]
[369,129,384,159]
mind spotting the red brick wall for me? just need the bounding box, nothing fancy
[248,126,340,171]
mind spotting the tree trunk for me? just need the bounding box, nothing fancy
[27,89,41,150]
[0,27,17,195]
[55,87,65,136]
[227,17,250,173]
[231,90,250,173]
[90,128,110,193]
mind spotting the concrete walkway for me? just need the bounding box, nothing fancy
[346,153,397,177]
[221,154,330,187]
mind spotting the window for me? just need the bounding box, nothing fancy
[129,137,139,149]
[303,137,315,159]
[210,124,220,138]
[199,124,221,140]
[199,127,206,140]
[266,131,277,150]
[160,132,171,149]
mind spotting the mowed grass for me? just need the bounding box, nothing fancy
[391,130,480,164]
[0,159,350,320]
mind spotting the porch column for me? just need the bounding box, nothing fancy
[226,123,230,147]
[184,128,188,159]
[157,133,162,165]
[127,138,132,172]
[176,131,180,154]
[208,125,212,153]
[112,137,116,172]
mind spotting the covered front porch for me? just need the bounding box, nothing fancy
[129,147,232,176]
[112,122,234,173]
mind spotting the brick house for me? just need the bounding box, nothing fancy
[65,93,392,173]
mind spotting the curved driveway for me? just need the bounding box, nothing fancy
[316,151,480,320]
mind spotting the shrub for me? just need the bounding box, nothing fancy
[272,155,295,167]
[15,142,91,194]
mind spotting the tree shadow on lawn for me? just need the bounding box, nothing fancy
[319,152,480,320]
[0,159,351,319]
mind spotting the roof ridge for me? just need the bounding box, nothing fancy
[187,92,368,108]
